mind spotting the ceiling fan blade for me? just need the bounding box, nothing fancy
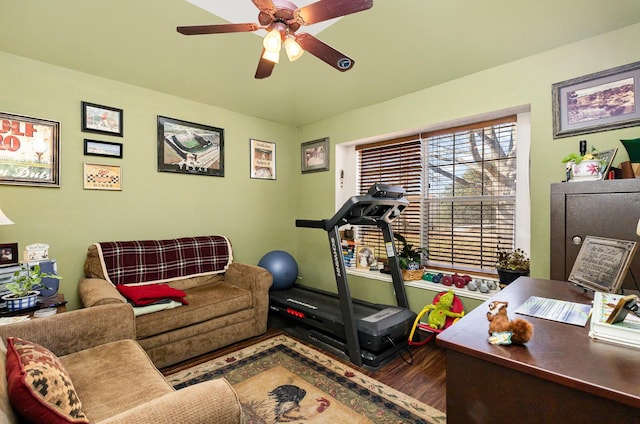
[295,33,354,72]
[255,50,277,79]
[177,23,259,35]
[252,0,276,11]
[298,0,373,25]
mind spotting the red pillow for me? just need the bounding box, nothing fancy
[6,337,89,423]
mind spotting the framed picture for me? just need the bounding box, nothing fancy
[0,243,19,267]
[598,148,617,178]
[0,112,60,187]
[157,116,224,177]
[250,139,276,180]
[552,61,640,138]
[81,101,123,137]
[301,137,329,173]
[84,139,123,158]
[356,246,375,270]
[83,163,122,191]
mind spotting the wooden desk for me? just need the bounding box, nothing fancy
[436,277,640,423]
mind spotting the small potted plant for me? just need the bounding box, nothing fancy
[561,146,602,181]
[496,246,530,285]
[394,233,428,280]
[2,264,62,311]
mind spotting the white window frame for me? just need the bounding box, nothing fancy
[335,107,531,269]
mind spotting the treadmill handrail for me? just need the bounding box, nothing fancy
[296,219,327,229]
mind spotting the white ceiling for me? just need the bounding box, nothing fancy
[186,0,340,36]
[2,1,640,126]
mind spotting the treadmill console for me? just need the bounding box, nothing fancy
[367,183,405,199]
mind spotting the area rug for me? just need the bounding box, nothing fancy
[166,335,446,424]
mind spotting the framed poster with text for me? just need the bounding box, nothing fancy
[0,112,60,187]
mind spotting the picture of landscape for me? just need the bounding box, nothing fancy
[567,77,636,124]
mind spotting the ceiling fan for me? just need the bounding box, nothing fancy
[177,0,373,79]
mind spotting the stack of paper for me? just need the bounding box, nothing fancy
[589,292,640,348]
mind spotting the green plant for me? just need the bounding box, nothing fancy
[6,264,62,298]
[496,247,530,272]
[561,146,599,165]
[394,233,428,269]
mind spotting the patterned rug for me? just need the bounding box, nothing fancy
[166,335,446,424]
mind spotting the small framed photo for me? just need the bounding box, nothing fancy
[83,163,122,191]
[356,246,375,270]
[84,139,123,158]
[552,61,640,138]
[157,116,224,177]
[301,137,329,173]
[0,243,19,267]
[0,112,60,187]
[250,139,276,180]
[81,101,124,137]
[598,148,617,178]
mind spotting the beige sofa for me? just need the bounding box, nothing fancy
[78,235,273,368]
[0,304,241,423]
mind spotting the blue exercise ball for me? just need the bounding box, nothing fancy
[258,250,298,290]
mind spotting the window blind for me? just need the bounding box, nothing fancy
[357,137,422,261]
[356,115,518,273]
[424,117,517,272]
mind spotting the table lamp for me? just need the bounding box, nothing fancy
[0,208,14,226]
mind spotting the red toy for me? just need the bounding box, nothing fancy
[409,290,465,346]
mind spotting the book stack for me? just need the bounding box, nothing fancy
[342,240,356,268]
[589,292,640,348]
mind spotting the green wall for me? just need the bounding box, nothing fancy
[3,23,640,313]
[0,52,297,309]
[295,24,640,309]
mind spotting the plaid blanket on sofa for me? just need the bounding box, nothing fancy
[95,235,233,286]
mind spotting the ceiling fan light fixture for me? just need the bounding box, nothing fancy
[262,48,280,64]
[263,27,283,52]
[284,37,304,62]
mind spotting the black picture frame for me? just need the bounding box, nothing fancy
[552,61,640,138]
[84,139,123,158]
[0,243,19,267]
[81,101,124,137]
[157,116,224,177]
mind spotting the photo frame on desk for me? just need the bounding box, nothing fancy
[0,243,19,267]
[598,148,617,179]
[568,236,637,293]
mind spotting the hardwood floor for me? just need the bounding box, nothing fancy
[161,326,448,412]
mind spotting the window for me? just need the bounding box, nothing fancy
[356,115,520,274]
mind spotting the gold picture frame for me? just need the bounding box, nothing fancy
[83,163,122,191]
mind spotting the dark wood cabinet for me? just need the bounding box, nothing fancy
[550,179,640,292]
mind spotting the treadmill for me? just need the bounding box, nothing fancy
[269,183,417,367]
